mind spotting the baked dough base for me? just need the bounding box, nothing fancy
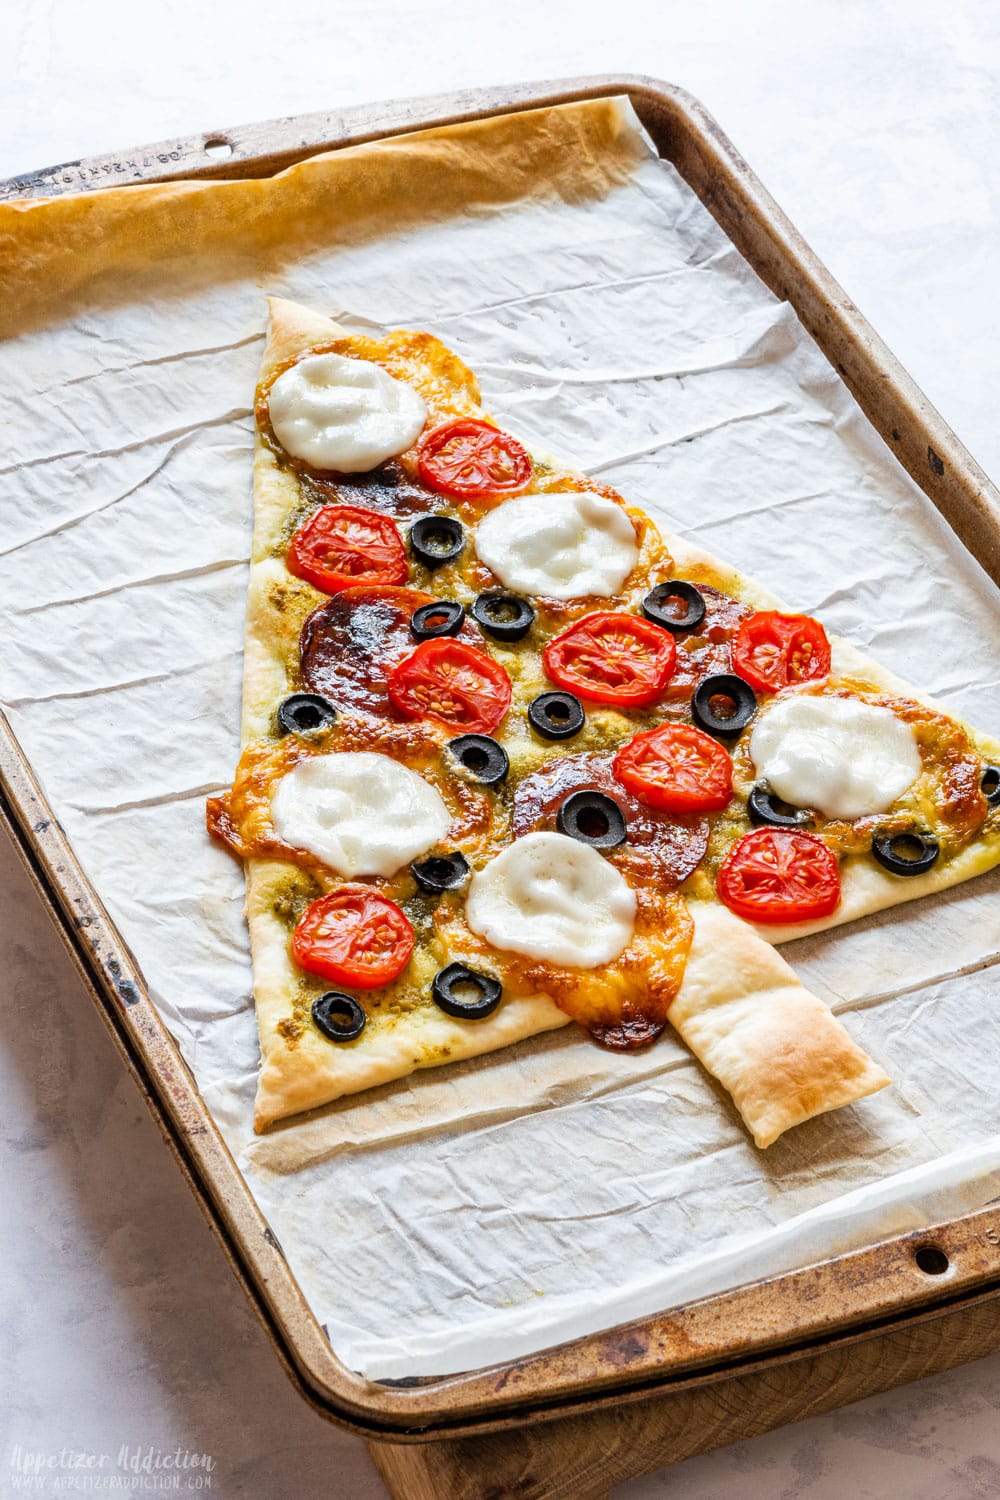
[238,297,995,1141]
[672,905,889,1148]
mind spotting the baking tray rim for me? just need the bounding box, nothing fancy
[3,72,1000,1438]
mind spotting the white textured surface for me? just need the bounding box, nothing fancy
[3,4,1000,1498]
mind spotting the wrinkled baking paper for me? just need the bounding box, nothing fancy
[2,99,999,1380]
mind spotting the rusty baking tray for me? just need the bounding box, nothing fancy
[3,76,1000,1448]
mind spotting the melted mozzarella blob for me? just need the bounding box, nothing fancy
[465,832,636,967]
[271,751,450,877]
[268,353,427,472]
[750,694,922,819]
[474,490,639,599]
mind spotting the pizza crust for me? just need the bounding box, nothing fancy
[671,904,890,1148]
[263,296,349,374]
[232,296,994,1142]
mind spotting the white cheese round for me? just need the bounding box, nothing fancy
[465,832,636,967]
[474,490,639,599]
[271,751,450,877]
[749,694,922,820]
[268,352,427,472]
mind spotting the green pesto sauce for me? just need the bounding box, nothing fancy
[271,869,322,928]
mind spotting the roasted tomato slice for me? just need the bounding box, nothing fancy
[614,723,734,815]
[388,638,512,733]
[716,827,840,924]
[287,504,408,594]
[416,418,532,501]
[292,886,414,990]
[543,612,677,708]
[731,610,831,695]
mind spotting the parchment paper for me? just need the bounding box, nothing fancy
[2,98,1000,1380]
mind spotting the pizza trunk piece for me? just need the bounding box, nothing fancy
[210,297,1000,1144]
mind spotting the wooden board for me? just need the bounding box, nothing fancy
[3,79,1000,1496]
[370,1289,1000,1497]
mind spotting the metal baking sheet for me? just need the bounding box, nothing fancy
[2,75,1000,1436]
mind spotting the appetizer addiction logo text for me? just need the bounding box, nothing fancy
[8,1444,215,1492]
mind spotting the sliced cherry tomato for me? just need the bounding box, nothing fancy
[388,638,512,733]
[287,504,408,594]
[417,418,532,501]
[716,827,840,925]
[731,610,831,695]
[543,612,677,708]
[614,724,733,815]
[292,886,414,990]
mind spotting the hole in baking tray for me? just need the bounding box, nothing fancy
[914,1244,950,1276]
[204,136,233,159]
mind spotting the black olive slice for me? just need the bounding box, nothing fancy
[748,783,813,829]
[528,690,585,741]
[471,591,535,643]
[409,514,465,569]
[432,962,503,1019]
[691,674,757,738]
[446,734,509,786]
[871,829,940,877]
[312,992,366,1043]
[642,580,706,633]
[410,851,471,893]
[410,600,466,641]
[276,692,338,736]
[556,790,627,849]
[982,764,1000,808]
